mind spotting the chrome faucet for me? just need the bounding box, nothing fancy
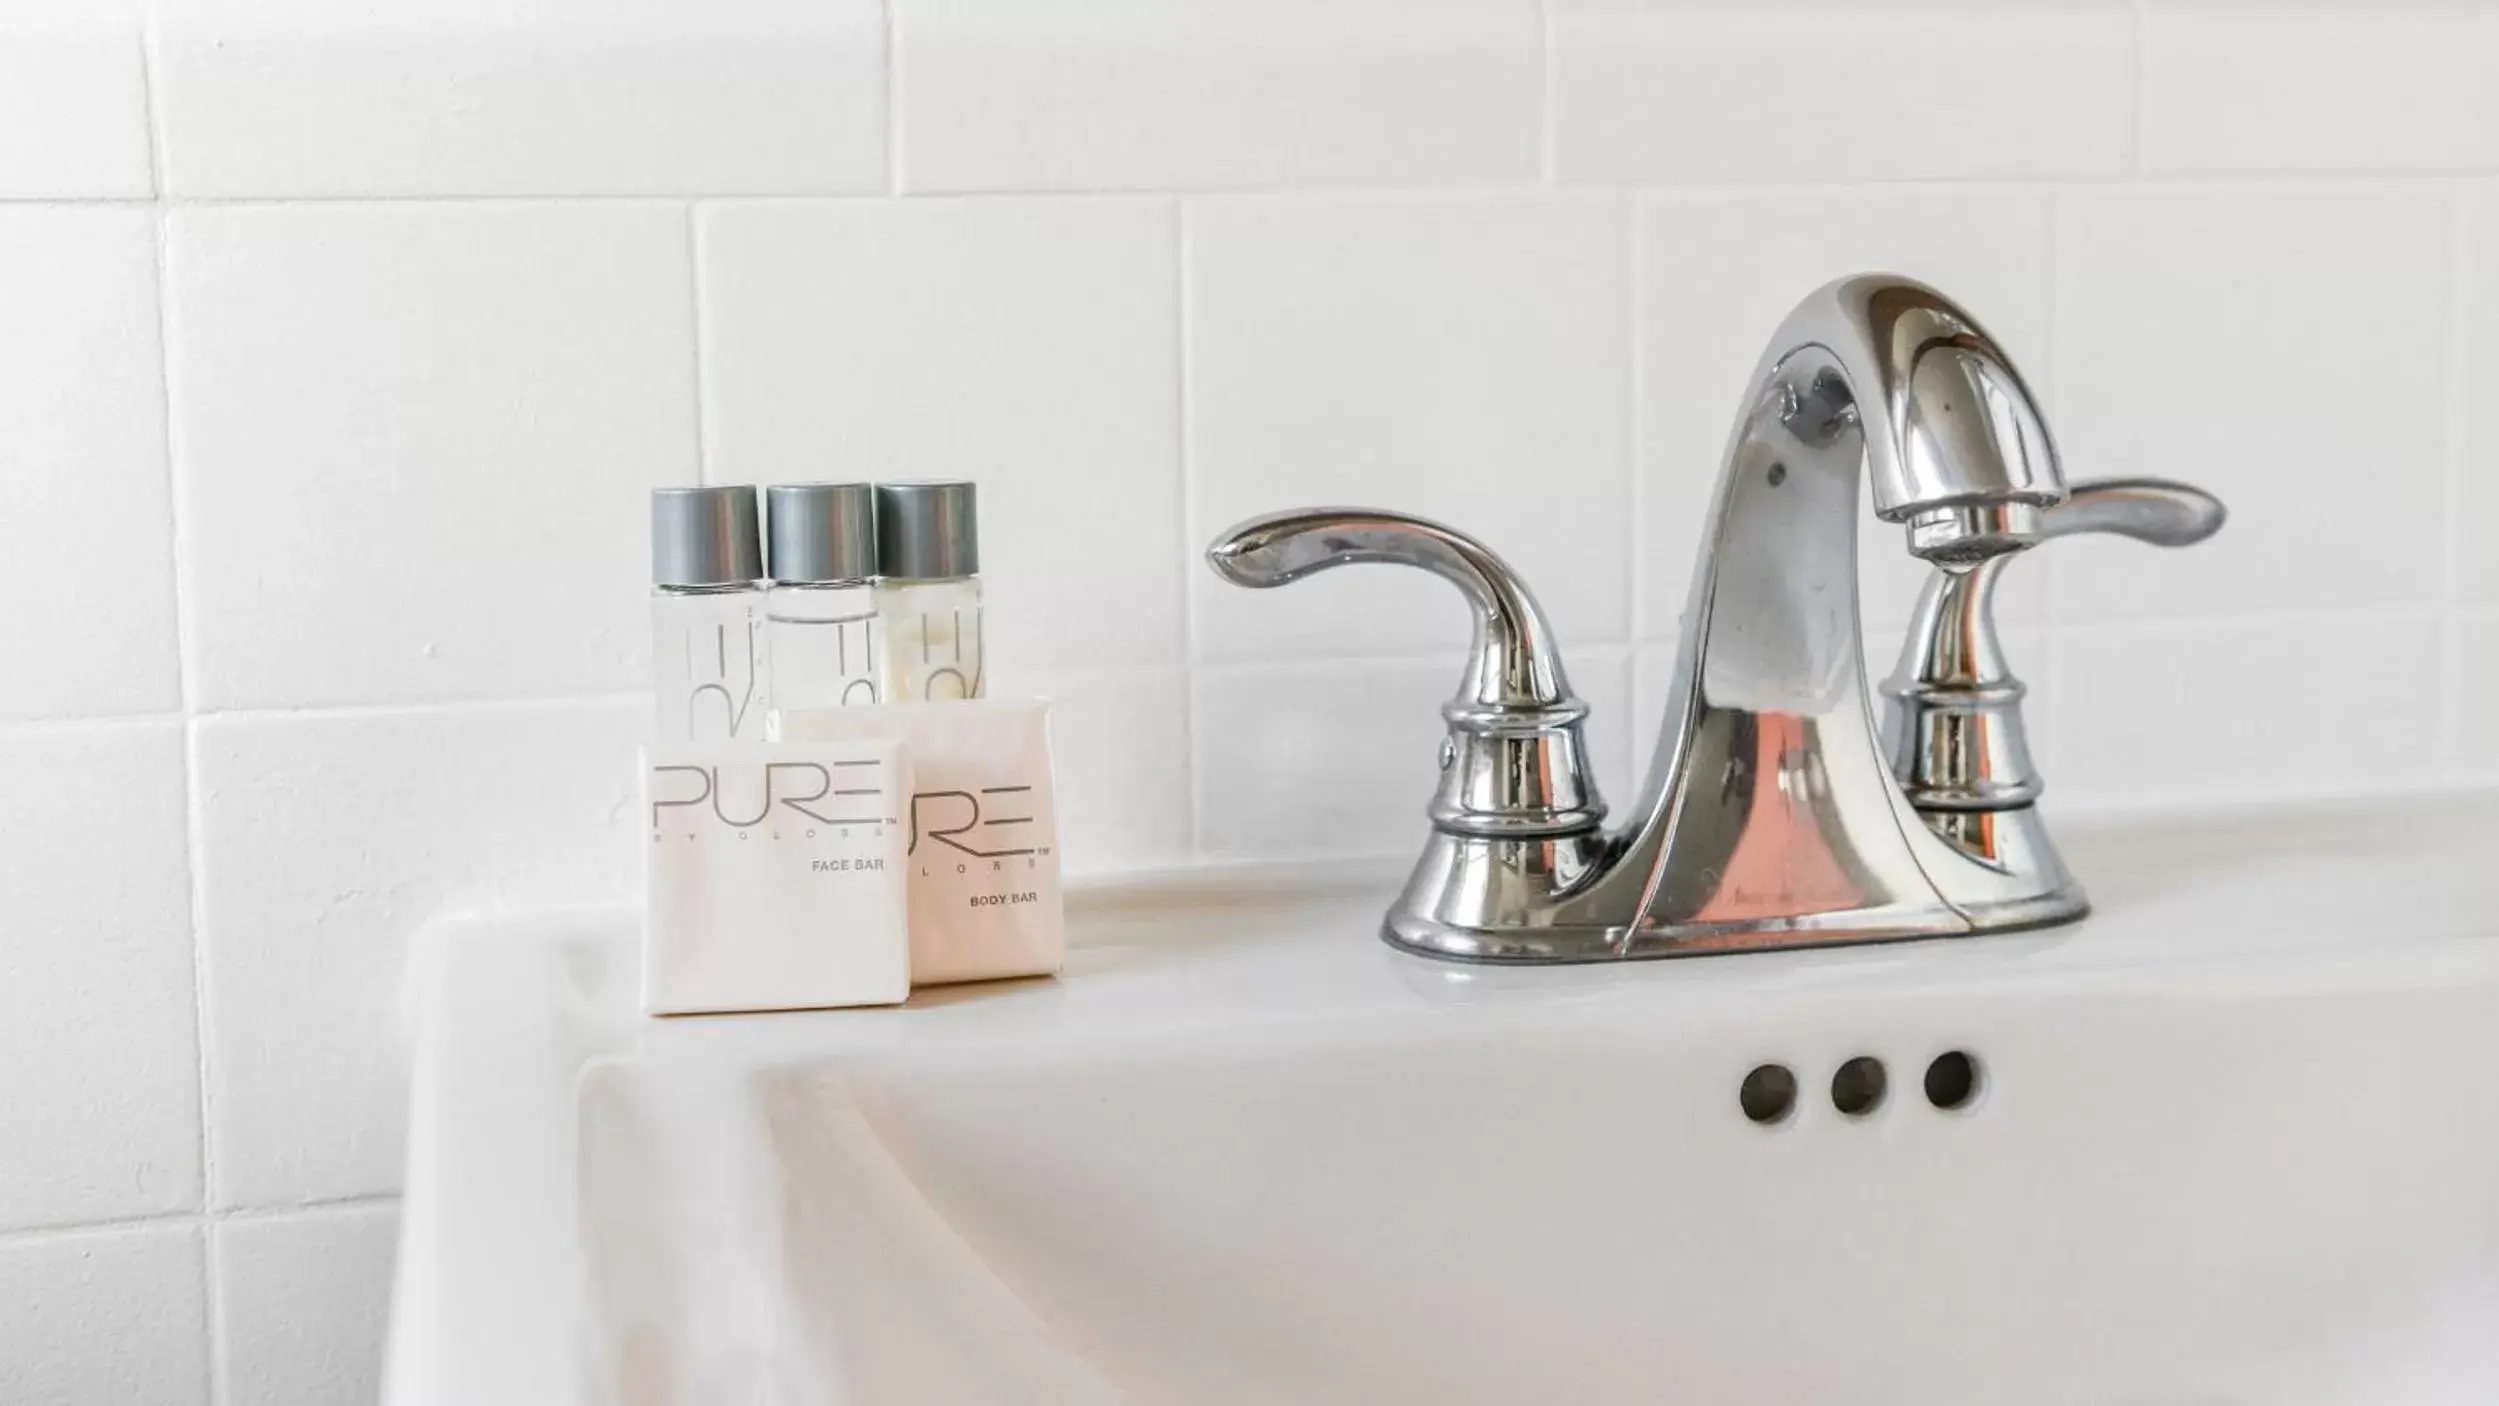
[1207,275,2224,963]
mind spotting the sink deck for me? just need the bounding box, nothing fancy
[386,790,2499,1406]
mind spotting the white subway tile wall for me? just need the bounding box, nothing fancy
[0,1225,208,1406]
[1,0,2492,1398]
[212,1206,400,1406]
[2456,611,2499,770]
[154,0,888,197]
[1187,194,1631,661]
[2461,180,2499,602]
[2049,182,2453,621]
[2139,6,2499,176]
[169,203,698,709]
[2051,613,2443,807]
[700,196,1183,676]
[1195,648,1636,862]
[0,2,152,198]
[892,0,1543,192]
[1551,0,2135,185]
[0,723,198,1232]
[0,207,180,719]
[992,665,1196,873]
[193,701,645,1209]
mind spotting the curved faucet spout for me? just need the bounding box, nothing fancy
[1775,277,2066,563]
[1587,274,2076,950]
[1355,274,2085,961]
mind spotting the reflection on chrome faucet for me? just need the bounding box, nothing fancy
[1205,275,2224,963]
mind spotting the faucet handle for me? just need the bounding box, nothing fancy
[2038,477,2228,548]
[1882,477,2225,814]
[1206,508,1604,839]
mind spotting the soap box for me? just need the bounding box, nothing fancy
[641,739,911,1015]
[775,700,1064,987]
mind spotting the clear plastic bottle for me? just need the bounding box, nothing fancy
[650,486,771,741]
[764,482,883,711]
[875,480,984,701]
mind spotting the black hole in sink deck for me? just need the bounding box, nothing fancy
[1831,1056,1888,1117]
[1739,1063,1798,1125]
[1924,1050,1982,1111]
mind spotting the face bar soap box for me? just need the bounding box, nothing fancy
[641,739,912,1014]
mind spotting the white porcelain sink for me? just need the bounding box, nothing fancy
[385,793,2499,1406]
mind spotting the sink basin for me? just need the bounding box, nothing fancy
[386,792,2499,1406]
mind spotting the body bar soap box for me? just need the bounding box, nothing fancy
[776,699,1064,987]
[641,739,911,1014]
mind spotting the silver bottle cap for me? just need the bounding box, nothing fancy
[876,480,979,579]
[650,485,763,587]
[765,482,877,583]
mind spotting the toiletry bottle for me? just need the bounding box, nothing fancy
[876,480,984,700]
[765,483,883,711]
[650,485,771,740]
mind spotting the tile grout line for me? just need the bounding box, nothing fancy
[195,690,650,725]
[2042,601,2449,640]
[2127,0,2148,177]
[179,718,223,1406]
[135,0,168,202]
[1173,197,1205,864]
[0,195,162,209]
[881,0,903,196]
[132,9,226,1399]
[0,672,1227,737]
[1193,641,1697,682]
[2051,766,2499,820]
[2033,183,2063,770]
[0,710,188,736]
[0,1194,406,1251]
[1623,193,1646,695]
[1178,597,2461,682]
[19,168,2499,214]
[2436,181,2475,754]
[1537,0,1558,186]
[684,202,712,484]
